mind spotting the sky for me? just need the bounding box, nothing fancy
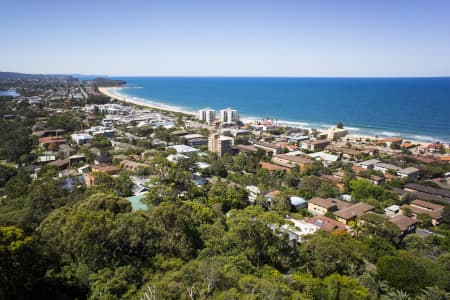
[1,0,450,76]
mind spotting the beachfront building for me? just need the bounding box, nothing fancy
[208,133,234,157]
[219,107,239,124]
[198,107,216,124]
[327,127,348,140]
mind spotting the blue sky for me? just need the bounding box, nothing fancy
[1,0,450,76]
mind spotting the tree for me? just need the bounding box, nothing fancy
[337,121,344,129]
[209,157,228,177]
[0,226,39,299]
[0,164,17,187]
[90,134,112,155]
[88,266,139,299]
[324,273,370,299]
[302,232,364,278]
[349,179,397,207]
[113,173,134,197]
[0,120,32,162]
[376,251,436,294]
[207,182,248,212]
[442,206,450,225]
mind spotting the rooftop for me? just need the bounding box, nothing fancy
[306,215,347,232]
[309,197,350,209]
[333,202,374,220]
[275,154,314,165]
[389,214,417,231]
[169,144,199,153]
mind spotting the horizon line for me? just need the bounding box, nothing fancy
[2,71,450,79]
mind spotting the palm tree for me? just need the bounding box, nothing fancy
[381,289,411,300]
[419,286,450,300]
[360,272,391,299]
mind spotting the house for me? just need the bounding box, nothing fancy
[306,215,348,232]
[308,151,339,166]
[401,199,444,226]
[333,202,375,224]
[404,183,450,200]
[286,135,309,145]
[167,154,189,163]
[373,162,401,174]
[272,154,314,171]
[84,164,120,187]
[171,129,189,137]
[94,155,112,165]
[358,159,381,170]
[397,167,420,181]
[71,133,93,145]
[364,160,419,182]
[307,197,350,215]
[389,214,417,236]
[91,164,120,175]
[320,174,346,193]
[246,185,261,203]
[187,137,208,147]
[378,137,403,147]
[427,143,444,154]
[32,129,65,138]
[169,144,199,154]
[39,136,66,148]
[87,126,115,138]
[120,160,148,171]
[384,204,400,216]
[281,218,320,241]
[181,134,208,147]
[260,161,291,172]
[37,154,56,163]
[59,144,76,157]
[234,144,259,154]
[300,139,331,151]
[48,159,70,170]
[254,141,282,155]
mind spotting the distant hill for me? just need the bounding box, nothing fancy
[0,72,75,80]
[93,77,126,87]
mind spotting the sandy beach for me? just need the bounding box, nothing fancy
[99,87,433,146]
[98,87,196,116]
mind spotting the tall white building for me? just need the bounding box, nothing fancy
[219,107,239,124]
[198,107,216,124]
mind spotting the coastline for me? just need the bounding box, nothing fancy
[99,86,436,146]
[98,87,196,116]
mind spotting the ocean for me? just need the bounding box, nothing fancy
[0,89,19,97]
[109,77,450,143]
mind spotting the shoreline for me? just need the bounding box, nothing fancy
[98,87,196,116]
[99,86,439,146]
